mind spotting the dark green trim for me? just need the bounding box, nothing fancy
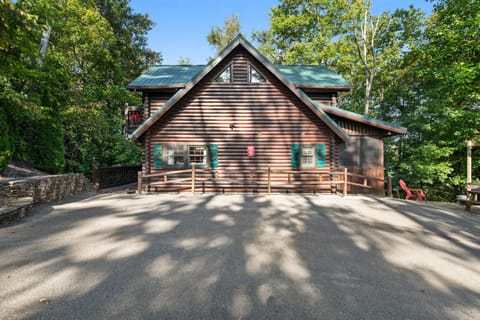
[153,144,162,169]
[291,144,300,168]
[316,144,326,168]
[208,144,218,168]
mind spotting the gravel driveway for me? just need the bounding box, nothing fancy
[0,193,479,319]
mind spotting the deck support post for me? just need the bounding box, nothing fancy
[192,164,196,195]
[137,171,142,194]
[467,140,472,184]
[343,168,348,197]
[387,176,393,198]
[267,167,271,195]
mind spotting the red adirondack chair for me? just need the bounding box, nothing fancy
[399,179,427,201]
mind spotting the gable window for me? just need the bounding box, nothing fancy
[214,65,232,83]
[165,144,186,167]
[249,65,266,83]
[188,146,207,165]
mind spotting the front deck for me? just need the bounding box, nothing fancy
[137,166,390,196]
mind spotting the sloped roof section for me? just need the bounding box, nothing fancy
[127,65,204,89]
[275,65,352,89]
[127,64,352,90]
[302,93,407,135]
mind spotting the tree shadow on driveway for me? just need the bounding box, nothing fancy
[0,193,479,319]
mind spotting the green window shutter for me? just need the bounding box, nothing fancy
[209,144,218,168]
[316,144,326,168]
[153,144,162,169]
[291,144,300,168]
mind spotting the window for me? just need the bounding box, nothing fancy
[165,145,186,167]
[300,145,315,168]
[249,65,266,83]
[188,146,207,165]
[214,65,231,83]
[291,144,326,168]
[164,144,208,167]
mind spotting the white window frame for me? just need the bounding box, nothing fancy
[165,144,186,167]
[248,64,266,83]
[188,145,208,166]
[300,145,315,168]
[214,65,232,83]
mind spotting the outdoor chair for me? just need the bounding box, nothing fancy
[399,179,427,201]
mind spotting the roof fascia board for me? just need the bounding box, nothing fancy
[128,84,186,91]
[297,85,353,92]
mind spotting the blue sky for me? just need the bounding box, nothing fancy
[129,0,433,65]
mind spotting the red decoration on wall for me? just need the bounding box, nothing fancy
[247,146,255,157]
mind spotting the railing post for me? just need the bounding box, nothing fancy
[137,171,142,194]
[267,167,271,195]
[387,176,393,198]
[192,164,196,195]
[343,168,348,197]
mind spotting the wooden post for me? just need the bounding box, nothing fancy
[164,175,167,183]
[267,167,271,195]
[343,168,348,197]
[288,172,291,184]
[387,176,393,198]
[467,140,472,184]
[92,165,99,190]
[249,171,253,183]
[137,171,142,194]
[215,170,219,180]
[191,164,196,195]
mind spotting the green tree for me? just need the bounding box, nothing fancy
[386,0,480,200]
[255,0,425,116]
[177,57,191,65]
[0,0,159,175]
[206,14,242,54]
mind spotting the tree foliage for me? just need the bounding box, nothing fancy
[206,14,242,54]
[256,0,479,200]
[0,0,160,175]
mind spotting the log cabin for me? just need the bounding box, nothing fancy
[126,35,406,194]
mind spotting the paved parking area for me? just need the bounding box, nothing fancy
[0,193,479,319]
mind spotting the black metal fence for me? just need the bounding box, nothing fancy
[92,164,141,190]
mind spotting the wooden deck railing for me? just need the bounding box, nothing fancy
[137,166,392,196]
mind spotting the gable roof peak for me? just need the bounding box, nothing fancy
[129,35,351,142]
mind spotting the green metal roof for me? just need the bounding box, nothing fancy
[127,65,204,88]
[275,65,352,88]
[128,64,352,89]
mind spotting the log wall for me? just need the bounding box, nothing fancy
[140,47,386,193]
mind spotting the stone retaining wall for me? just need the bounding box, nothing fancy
[0,173,94,205]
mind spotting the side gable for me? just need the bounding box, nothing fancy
[129,35,351,143]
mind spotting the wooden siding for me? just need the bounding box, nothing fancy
[335,118,386,136]
[143,48,336,192]
[149,92,176,115]
[303,91,337,107]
